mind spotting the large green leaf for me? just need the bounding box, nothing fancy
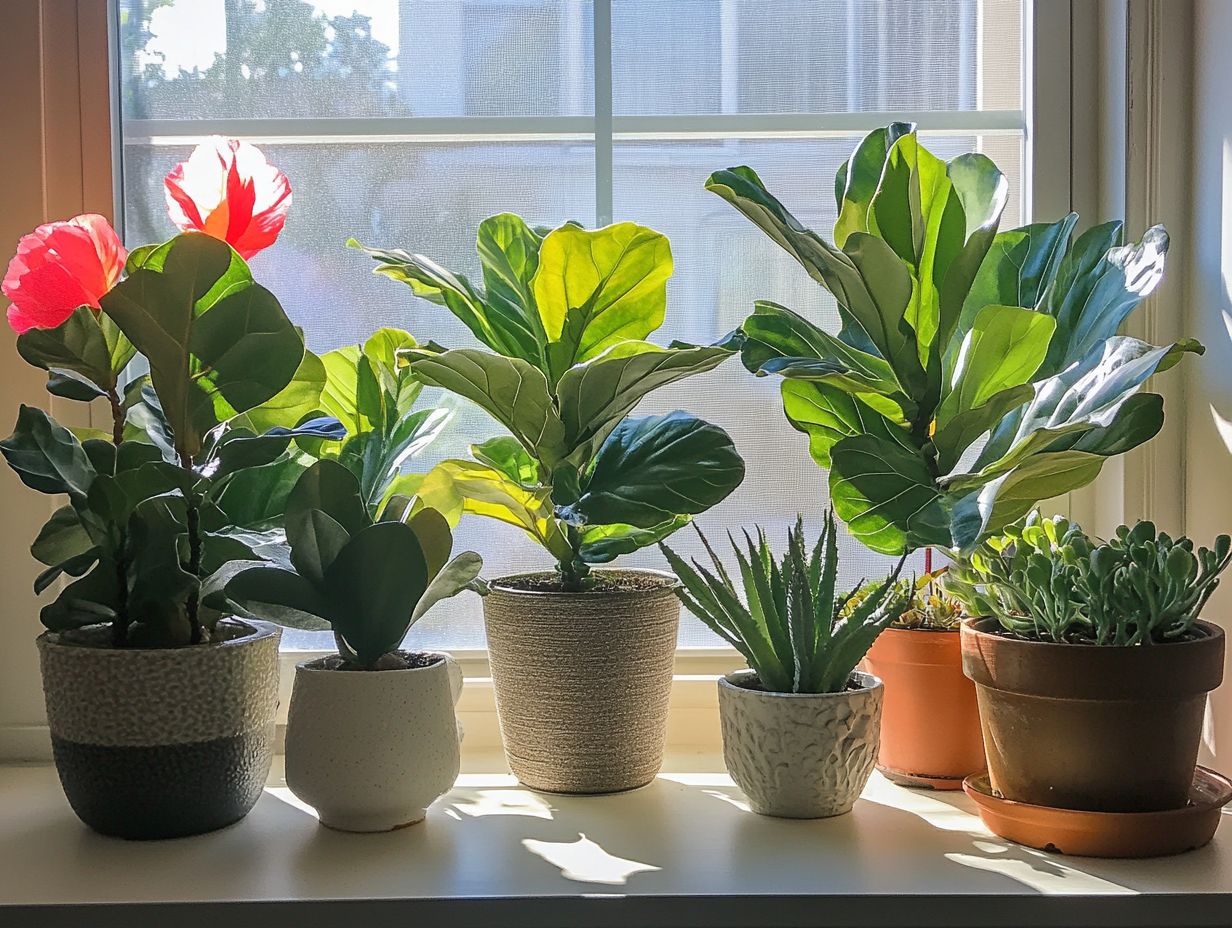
[471,436,539,486]
[411,550,483,622]
[99,233,304,458]
[476,213,548,353]
[563,412,745,529]
[833,122,914,245]
[349,239,543,363]
[959,215,1078,323]
[405,347,566,467]
[326,521,428,666]
[555,341,732,463]
[232,348,327,434]
[533,222,673,382]
[31,505,94,567]
[0,405,95,503]
[16,307,114,396]
[224,566,331,629]
[828,434,950,555]
[935,304,1055,428]
[578,516,690,563]
[780,381,915,469]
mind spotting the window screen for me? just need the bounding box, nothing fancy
[117,0,1027,650]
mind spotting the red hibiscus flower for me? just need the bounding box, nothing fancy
[164,137,292,260]
[2,213,127,334]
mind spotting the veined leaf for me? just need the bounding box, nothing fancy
[16,307,114,395]
[577,517,691,563]
[476,213,548,353]
[828,434,951,555]
[564,412,745,529]
[781,381,915,469]
[958,214,1078,326]
[231,348,327,435]
[0,405,95,503]
[555,341,732,463]
[405,347,567,468]
[833,122,915,245]
[533,222,673,382]
[471,435,539,486]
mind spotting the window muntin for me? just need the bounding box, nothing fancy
[116,0,1027,650]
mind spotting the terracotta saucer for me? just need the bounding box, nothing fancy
[962,767,1232,858]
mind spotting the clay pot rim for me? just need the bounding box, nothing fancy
[961,614,1224,651]
[488,567,680,600]
[37,617,279,657]
[719,668,883,700]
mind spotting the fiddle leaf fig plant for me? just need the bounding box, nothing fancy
[351,214,746,590]
[660,511,908,694]
[224,460,483,668]
[946,512,1232,646]
[707,123,1202,554]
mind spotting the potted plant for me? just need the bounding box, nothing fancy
[1,139,335,838]
[949,513,1228,814]
[705,123,1202,788]
[352,214,746,793]
[660,512,907,817]
[225,460,482,832]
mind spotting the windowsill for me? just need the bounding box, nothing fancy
[1,759,1228,928]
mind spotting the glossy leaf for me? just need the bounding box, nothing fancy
[0,405,95,502]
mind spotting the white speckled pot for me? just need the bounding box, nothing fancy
[718,669,883,819]
[284,652,463,832]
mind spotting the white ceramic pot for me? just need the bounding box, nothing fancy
[717,669,883,819]
[284,651,463,832]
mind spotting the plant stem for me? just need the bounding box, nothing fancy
[107,387,124,446]
[558,525,589,592]
[179,450,204,644]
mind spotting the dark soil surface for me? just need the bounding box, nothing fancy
[495,569,677,594]
[307,651,443,672]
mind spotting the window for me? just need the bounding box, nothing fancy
[116,0,1027,651]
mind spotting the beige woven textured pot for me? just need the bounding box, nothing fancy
[483,568,680,794]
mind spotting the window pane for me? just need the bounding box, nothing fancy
[120,0,594,120]
[612,0,1022,116]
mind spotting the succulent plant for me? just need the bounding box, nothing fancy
[660,512,907,694]
[843,569,963,630]
[222,460,483,668]
[947,511,1231,645]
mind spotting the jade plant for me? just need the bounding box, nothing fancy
[224,461,482,668]
[707,123,1202,555]
[0,140,347,647]
[351,214,746,590]
[660,512,908,693]
[947,511,1232,645]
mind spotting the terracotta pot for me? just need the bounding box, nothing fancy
[483,568,679,794]
[961,617,1225,812]
[718,670,883,818]
[861,626,984,789]
[285,652,464,832]
[37,619,281,839]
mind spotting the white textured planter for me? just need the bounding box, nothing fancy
[717,669,884,819]
[284,652,463,832]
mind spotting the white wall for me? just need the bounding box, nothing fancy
[1187,0,1232,769]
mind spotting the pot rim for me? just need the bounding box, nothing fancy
[719,667,883,699]
[961,615,1224,650]
[295,650,450,674]
[37,617,280,656]
[487,566,680,598]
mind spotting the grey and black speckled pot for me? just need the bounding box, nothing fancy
[36,619,281,840]
[718,669,884,818]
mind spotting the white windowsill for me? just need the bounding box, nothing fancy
[0,757,1228,928]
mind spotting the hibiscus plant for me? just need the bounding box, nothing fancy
[0,138,348,647]
[707,123,1201,554]
[352,214,746,591]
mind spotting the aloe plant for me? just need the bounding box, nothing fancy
[947,512,1232,645]
[351,214,746,591]
[660,512,907,694]
[707,123,1202,555]
[224,460,482,668]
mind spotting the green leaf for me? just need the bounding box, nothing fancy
[285,459,370,540]
[565,412,745,529]
[32,505,94,567]
[533,222,673,381]
[407,506,452,579]
[780,381,915,469]
[211,456,308,530]
[411,550,483,622]
[16,307,114,393]
[958,215,1078,330]
[833,123,915,245]
[828,434,951,554]
[288,509,351,588]
[405,347,567,468]
[232,348,327,434]
[936,304,1056,428]
[471,436,539,486]
[362,327,423,421]
[224,566,331,629]
[40,561,121,631]
[0,405,95,502]
[349,239,542,363]
[555,341,733,463]
[476,213,548,353]
[579,516,690,563]
[99,233,304,458]
[932,383,1034,475]
[326,521,428,666]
